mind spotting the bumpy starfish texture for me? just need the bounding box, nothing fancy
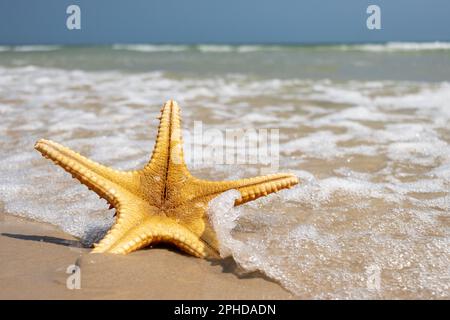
[35,100,298,258]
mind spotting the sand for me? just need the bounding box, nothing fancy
[0,212,294,300]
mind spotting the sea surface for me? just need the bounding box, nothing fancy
[0,43,449,299]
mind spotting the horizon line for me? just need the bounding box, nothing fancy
[1,40,450,47]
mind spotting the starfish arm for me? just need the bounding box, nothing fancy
[35,139,135,206]
[137,100,191,206]
[192,173,299,205]
[97,215,214,258]
[165,203,221,256]
[143,100,188,176]
[91,200,153,253]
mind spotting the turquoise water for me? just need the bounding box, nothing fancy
[0,43,450,81]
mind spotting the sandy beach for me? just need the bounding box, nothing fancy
[0,212,293,300]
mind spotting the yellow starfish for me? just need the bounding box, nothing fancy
[35,100,298,258]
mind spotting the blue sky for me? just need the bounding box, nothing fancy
[0,0,449,45]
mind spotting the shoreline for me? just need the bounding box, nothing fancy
[0,212,294,299]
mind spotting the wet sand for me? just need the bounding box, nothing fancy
[0,212,293,300]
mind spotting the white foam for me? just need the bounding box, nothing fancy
[112,44,190,52]
[197,45,284,53]
[0,45,62,52]
[111,44,286,53]
[337,42,450,52]
[208,190,306,294]
[109,43,450,53]
[208,190,244,258]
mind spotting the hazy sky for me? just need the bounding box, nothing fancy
[1,0,449,45]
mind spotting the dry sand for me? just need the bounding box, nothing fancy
[0,212,293,299]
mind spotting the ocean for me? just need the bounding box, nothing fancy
[0,43,449,299]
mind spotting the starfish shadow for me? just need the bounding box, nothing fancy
[209,256,279,284]
[142,243,276,283]
[1,232,82,247]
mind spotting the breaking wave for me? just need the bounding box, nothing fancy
[1,42,450,54]
[336,41,450,52]
[112,42,450,53]
[0,45,62,52]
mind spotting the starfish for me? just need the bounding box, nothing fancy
[35,100,298,258]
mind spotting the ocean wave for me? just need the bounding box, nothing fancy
[1,42,450,54]
[196,45,284,53]
[112,44,285,53]
[0,45,62,52]
[106,42,450,53]
[336,42,450,52]
[112,44,190,52]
